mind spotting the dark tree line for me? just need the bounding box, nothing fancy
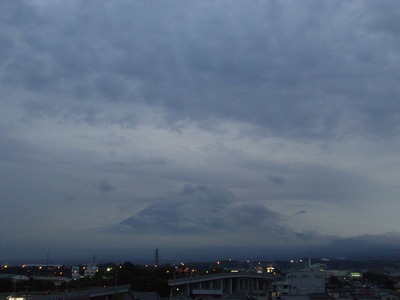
[362,271,395,290]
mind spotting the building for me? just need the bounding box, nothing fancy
[273,270,325,297]
[71,265,80,280]
[84,263,98,278]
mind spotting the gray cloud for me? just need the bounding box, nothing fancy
[98,180,115,193]
[294,210,307,216]
[0,1,398,138]
[270,176,286,186]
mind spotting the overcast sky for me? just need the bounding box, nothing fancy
[1,0,400,263]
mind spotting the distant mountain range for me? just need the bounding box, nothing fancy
[100,218,400,262]
[94,185,400,262]
[319,232,400,259]
[254,232,400,261]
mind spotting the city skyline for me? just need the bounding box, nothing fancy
[1,1,400,262]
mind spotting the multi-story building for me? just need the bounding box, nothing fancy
[273,270,325,297]
[84,263,98,278]
[71,265,80,280]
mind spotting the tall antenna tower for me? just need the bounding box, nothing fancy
[154,247,159,268]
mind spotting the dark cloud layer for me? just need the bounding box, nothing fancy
[98,180,115,193]
[1,1,400,137]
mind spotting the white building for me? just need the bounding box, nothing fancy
[273,270,325,297]
[71,266,80,280]
[84,263,98,278]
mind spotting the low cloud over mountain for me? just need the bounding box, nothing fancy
[84,184,328,261]
[98,184,400,260]
[107,185,305,240]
